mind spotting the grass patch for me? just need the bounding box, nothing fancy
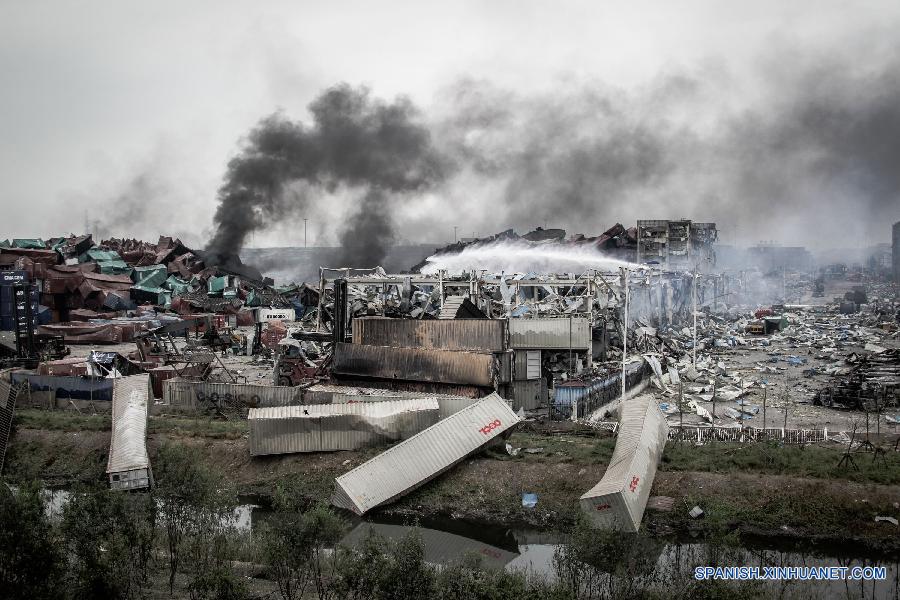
[498,431,617,464]
[13,409,110,432]
[11,409,248,440]
[148,416,248,439]
[660,441,900,484]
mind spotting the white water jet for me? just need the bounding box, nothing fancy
[420,240,644,275]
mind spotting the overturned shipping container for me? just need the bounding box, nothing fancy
[107,374,152,490]
[248,398,440,455]
[579,397,668,531]
[332,393,520,515]
[332,342,499,387]
[352,318,506,352]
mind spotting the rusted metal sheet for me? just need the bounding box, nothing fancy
[508,317,591,350]
[352,318,506,352]
[332,343,496,387]
[248,399,440,455]
[322,378,489,399]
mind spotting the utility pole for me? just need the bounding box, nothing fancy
[621,269,629,402]
[454,226,458,244]
[692,272,698,366]
[304,219,308,248]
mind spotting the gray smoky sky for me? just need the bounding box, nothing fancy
[1,0,899,251]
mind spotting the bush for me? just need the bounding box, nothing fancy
[0,483,65,600]
[61,488,157,600]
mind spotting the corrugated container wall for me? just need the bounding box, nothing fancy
[249,399,439,455]
[304,385,480,420]
[332,393,520,515]
[509,318,591,350]
[352,318,506,352]
[579,397,669,531]
[511,379,543,411]
[332,343,496,387]
[163,378,302,413]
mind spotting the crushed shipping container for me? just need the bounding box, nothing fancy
[332,393,520,515]
[579,397,668,531]
[352,317,506,352]
[107,374,152,490]
[303,384,480,419]
[248,398,440,455]
[162,378,303,412]
[332,342,498,386]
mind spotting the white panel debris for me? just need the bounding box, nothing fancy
[332,393,520,515]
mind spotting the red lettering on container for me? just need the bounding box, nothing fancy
[479,419,502,435]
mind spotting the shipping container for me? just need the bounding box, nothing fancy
[248,398,440,456]
[162,378,302,413]
[352,318,506,352]
[107,375,152,490]
[332,393,520,515]
[579,397,669,531]
[508,317,591,350]
[332,343,497,387]
[303,384,480,420]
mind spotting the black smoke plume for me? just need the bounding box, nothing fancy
[205,84,448,267]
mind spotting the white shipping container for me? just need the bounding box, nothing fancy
[249,398,440,456]
[107,374,152,490]
[579,397,668,531]
[332,393,520,515]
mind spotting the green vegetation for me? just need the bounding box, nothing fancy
[661,440,900,484]
[13,408,249,439]
[0,483,65,600]
[495,432,618,465]
[13,409,110,431]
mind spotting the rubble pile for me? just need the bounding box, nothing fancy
[0,234,312,341]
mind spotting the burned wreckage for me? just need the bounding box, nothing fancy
[2,219,899,531]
